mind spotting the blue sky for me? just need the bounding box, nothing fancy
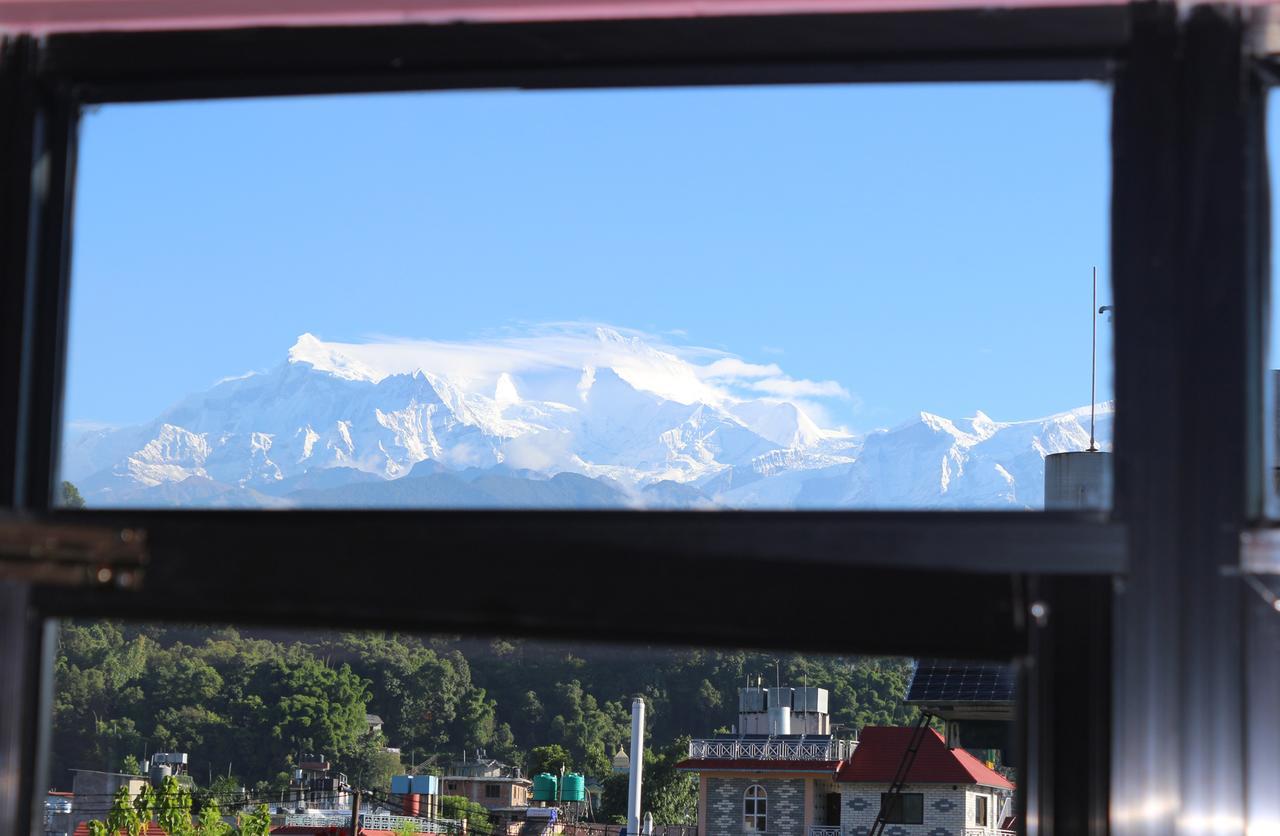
[65,82,1111,433]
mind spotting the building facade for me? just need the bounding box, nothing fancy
[677,686,853,836]
[677,688,1014,836]
[440,758,531,815]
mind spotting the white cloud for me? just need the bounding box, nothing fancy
[698,358,784,380]
[287,322,856,430]
[749,378,852,399]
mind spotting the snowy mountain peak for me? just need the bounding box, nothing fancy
[594,326,629,345]
[495,373,520,405]
[63,325,1115,510]
[288,333,382,382]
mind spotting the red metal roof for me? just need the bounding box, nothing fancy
[73,825,168,836]
[835,727,1014,790]
[675,759,842,774]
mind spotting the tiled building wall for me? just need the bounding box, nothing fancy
[706,777,805,836]
[838,784,968,836]
[964,789,991,831]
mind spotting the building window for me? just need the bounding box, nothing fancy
[974,795,989,827]
[447,782,458,792]
[744,785,767,831]
[880,793,924,825]
[486,785,501,799]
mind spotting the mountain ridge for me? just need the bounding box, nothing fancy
[62,332,1114,509]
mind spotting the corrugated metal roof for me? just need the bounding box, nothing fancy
[835,727,1013,790]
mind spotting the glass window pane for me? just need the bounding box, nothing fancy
[59,83,1110,510]
[44,628,1016,836]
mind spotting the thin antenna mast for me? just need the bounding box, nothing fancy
[1090,266,1099,452]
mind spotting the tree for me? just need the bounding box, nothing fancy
[233,805,271,836]
[106,786,140,836]
[642,737,697,826]
[196,798,228,836]
[132,785,156,836]
[199,776,243,811]
[528,744,572,776]
[120,755,142,776]
[156,775,194,836]
[439,796,493,835]
[488,723,520,767]
[341,731,402,790]
[61,481,85,508]
[599,773,629,825]
[452,686,496,751]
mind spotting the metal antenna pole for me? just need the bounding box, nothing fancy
[1090,266,1098,452]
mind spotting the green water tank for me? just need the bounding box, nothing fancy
[560,774,585,802]
[532,773,558,802]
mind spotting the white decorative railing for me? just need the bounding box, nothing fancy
[688,738,855,761]
[808,826,842,836]
[361,815,446,833]
[285,813,461,832]
[962,829,1016,836]
[286,814,350,828]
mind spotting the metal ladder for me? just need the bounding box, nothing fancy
[867,712,934,836]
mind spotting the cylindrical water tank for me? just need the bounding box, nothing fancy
[406,794,421,816]
[1044,451,1112,510]
[560,774,585,802]
[532,774,558,802]
[150,764,172,787]
[767,706,791,735]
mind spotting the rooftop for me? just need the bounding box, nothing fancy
[836,727,1013,789]
[685,736,855,763]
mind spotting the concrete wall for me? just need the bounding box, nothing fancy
[706,777,804,836]
[811,781,840,827]
[69,773,146,835]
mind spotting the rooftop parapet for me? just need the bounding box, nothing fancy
[688,737,855,762]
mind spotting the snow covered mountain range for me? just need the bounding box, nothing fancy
[61,328,1113,509]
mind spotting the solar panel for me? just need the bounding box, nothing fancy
[905,660,1016,703]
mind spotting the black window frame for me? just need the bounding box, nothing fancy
[880,792,923,825]
[0,5,1274,836]
[485,784,501,799]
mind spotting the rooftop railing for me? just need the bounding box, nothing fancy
[687,737,856,761]
[285,813,463,833]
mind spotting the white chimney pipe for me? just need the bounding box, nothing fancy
[626,697,645,836]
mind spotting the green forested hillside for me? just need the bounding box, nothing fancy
[51,621,919,794]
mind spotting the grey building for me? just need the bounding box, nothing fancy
[67,770,147,836]
[676,685,854,836]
